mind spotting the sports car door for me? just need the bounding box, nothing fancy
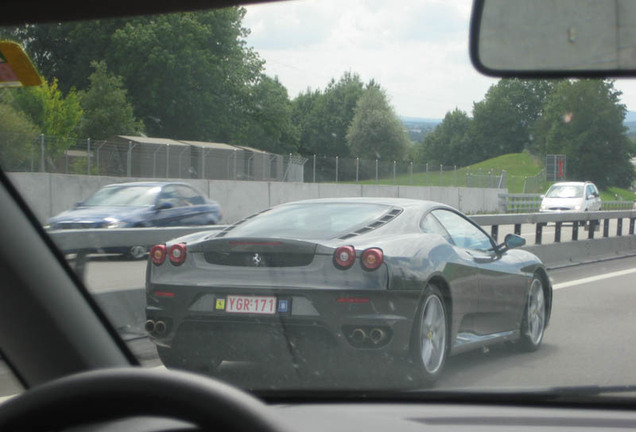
[431,210,526,336]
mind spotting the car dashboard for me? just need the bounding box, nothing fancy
[64,402,636,432]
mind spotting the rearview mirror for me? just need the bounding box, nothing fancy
[470,0,636,77]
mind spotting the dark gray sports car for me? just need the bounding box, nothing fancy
[145,198,552,385]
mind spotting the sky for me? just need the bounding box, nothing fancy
[243,0,636,120]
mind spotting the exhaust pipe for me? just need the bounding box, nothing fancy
[145,320,156,333]
[369,328,386,344]
[351,328,367,344]
[154,321,168,336]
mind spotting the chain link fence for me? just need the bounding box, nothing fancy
[305,155,506,188]
[522,169,547,193]
[2,134,308,182]
[2,133,507,188]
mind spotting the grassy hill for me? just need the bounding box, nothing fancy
[358,152,636,199]
[359,152,545,192]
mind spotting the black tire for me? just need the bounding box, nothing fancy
[518,275,547,352]
[409,284,449,385]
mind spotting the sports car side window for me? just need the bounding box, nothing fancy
[431,210,494,252]
[420,213,452,242]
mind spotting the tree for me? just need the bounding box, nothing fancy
[346,86,409,161]
[6,9,264,142]
[295,72,366,157]
[12,78,82,138]
[292,88,322,154]
[418,109,474,166]
[0,99,40,170]
[77,61,144,139]
[232,75,299,154]
[2,19,128,94]
[471,79,554,160]
[534,80,634,189]
[108,10,263,140]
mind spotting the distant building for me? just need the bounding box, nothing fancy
[97,136,305,182]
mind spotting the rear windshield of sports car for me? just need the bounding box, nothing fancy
[227,203,395,240]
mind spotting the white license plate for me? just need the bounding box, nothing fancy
[225,295,277,314]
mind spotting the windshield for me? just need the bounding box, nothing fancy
[82,186,161,207]
[545,185,584,199]
[2,0,636,402]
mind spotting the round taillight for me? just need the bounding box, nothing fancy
[150,244,167,265]
[168,243,187,266]
[334,246,356,269]
[361,248,383,271]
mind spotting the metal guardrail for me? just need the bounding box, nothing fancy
[49,226,226,278]
[48,226,226,252]
[47,210,636,279]
[472,210,636,244]
[498,193,542,213]
[498,193,635,213]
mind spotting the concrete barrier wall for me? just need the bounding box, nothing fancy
[525,236,636,269]
[7,173,504,224]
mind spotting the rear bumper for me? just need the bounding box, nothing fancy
[145,284,423,362]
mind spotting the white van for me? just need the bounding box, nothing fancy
[539,181,602,213]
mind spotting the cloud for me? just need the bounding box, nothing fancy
[242,0,636,118]
[244,0,496,118]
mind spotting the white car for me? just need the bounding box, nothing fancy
[539,182,602,213]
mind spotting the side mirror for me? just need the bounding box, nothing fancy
[156,201,174,211]
[540,194,545,199]
[497,233,526,254]
[74,201,84,208]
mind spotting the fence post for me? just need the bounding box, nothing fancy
[166,144,170,178]
[261,152,265,181]
[466,167,470,187]
[426,163,429,185]
[96,142,105,177]
[127,141,132,177]
[152,146,161,178]
[178,148,188,178]
[498,170,507,189]
[313,155,316,183]
[440,164,443,186]
[87,138,91,175]
[40,134,45,172]
[410,162,413,185]
[201,147,205,179]
[65,142,69,174]
[335,156,339,183]
[356,157,359,183]
[233,150,238,180]
[375,159,379,184]
[393,161,396,184]
[454,165,457,186]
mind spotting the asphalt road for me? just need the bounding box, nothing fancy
[2,256,636,398]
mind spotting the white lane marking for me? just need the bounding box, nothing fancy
[553,268,636,290]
